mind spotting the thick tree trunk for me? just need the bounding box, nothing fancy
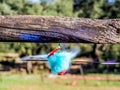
[0,15,120,43]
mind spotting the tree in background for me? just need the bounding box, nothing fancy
[73,0,120,19]
[0,0,74,58]
[0,0,120,63]
[73,0,120,64]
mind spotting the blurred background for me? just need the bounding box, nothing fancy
[0,0,120,90]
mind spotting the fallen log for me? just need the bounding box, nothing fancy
[0,15,120,43]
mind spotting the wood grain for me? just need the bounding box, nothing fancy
[0,15,120,43]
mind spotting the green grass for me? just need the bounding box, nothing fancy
[0,73,120,90]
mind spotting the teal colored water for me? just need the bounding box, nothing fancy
[21,48,80,75]
[47,49,80,74]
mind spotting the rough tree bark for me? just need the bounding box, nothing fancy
[0,15,120,43]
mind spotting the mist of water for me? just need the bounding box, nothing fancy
[21,47,80,74]
[47,48,80,74]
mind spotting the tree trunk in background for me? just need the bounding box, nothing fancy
[26,61,33,74]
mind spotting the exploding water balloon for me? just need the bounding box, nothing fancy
[21,45,80,75]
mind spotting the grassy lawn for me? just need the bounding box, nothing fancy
[0,73,120,90]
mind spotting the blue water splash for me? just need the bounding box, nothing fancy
[47,49,80,74]
[21,45,80,74]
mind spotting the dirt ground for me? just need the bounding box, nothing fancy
[0,72,120,90]
[60,74,120,81]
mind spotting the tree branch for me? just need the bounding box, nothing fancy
[0,15,120,43]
